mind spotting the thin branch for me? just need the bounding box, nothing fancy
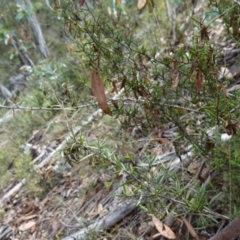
[0,103,95,111]
[0,179,26,207]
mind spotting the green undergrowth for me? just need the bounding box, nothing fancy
[212,131,240,218]
[0,54,92,193]
[60,119,240,235]
[57,0,240,236]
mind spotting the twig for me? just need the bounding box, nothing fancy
[0,178,26,207]
[0,103,94,111]
[61,199,138,240]
[37,109,102,168]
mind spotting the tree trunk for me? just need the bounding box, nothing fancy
[15,0,50,58]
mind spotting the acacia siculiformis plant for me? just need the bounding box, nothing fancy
[62,0,240,222]
[68,3,233,151]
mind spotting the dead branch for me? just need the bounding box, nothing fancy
[0,178,26,207]
[209,216,240,240]
[15,0,49,57]
[61,199,138,240]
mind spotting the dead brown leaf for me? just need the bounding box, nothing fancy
[138,0,147,10]
[152,215,176,239]
[91,70,111,115]
[182,217,200,240]
[18,220,36,231]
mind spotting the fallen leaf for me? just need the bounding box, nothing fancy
[152,215,176,239]
[138,0,147,10]
[97,203,108,216]
[182,217,200,240]
[18,220,36,231]
[91,70,111,115]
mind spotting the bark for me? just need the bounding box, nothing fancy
[43,0,53,10]
[15,0,49,58]
[209,216,240,240]
[61,200,138,240]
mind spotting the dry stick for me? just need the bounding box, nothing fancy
[209,216,240,240]
[58,189,105,233]
[59,173,129,234]
[37,108,103,168]
[0,179,26,207]
[0,100,199,113]
[0,103,93,111]
[18,0,49,57]
[61,199,138,240]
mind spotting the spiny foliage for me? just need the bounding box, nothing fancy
[60,0,240,229]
